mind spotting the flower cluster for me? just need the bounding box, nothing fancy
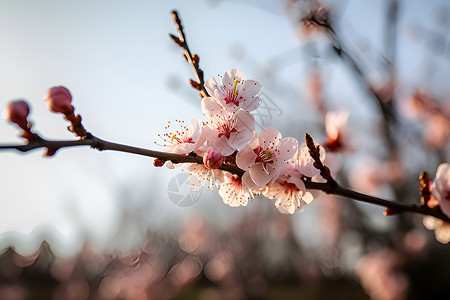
[158,69,335,214]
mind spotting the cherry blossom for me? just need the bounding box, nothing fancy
[205,69,262,112]
[157,118,203,155]
[324,110,352,152]
[219,172,254,207]
[184,163,224,190]
[431,163,450,217]
[236,127,298,188]
[198,97,254,156]
[263,166,314,214]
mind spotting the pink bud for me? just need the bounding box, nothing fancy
[44,86,74,114]
[5,100,30,129]
[203,149,223,169]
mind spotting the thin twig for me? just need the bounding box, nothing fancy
[170,10,209,98]
[1,136,448,223]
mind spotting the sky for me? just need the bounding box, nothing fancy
[0,0,449,257]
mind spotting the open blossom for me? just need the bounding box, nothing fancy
[205,69,262,112]
[197,97,254,156]
[219,172,254,207]
[324,110,352,152]
[236,127,298,188]
[184,163,224,190]
[431,163,450,217]
[157,118,203,155]
[263,166,314,214]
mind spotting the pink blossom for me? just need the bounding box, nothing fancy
[157,118,202,155]
[423,216,450,244]
[236,127,298,188]
[205,69,262,112]
[184,163,224,190]
[324,110,352,152]
[431,163,450,217]
[356,249,409,300]
[263,166,313,214]
[203,149,223,169]
[44,86,74,115]
[198,97,254,156]
[219,172,254,207]
[4,100,30,129]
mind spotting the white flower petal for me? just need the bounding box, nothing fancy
[258,127,282,149]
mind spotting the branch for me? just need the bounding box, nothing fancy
[170,10,209,99]
[1,135,448,223]
[0,134,243,176]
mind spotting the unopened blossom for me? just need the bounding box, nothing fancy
[198,97,254,156]
[236,127,298,188]
[431,163,450,217]
[44,86,74,115]
[4,100,30,130]
[203,149,223,169]
[263,166,313,214]
[158,118,203,155]
[423,216,450,244]
[219,172,254,207]
[324,110,352,152]
[205,69,262,112]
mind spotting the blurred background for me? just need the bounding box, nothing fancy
[0,0,449,299]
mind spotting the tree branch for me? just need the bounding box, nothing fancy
[170,10,209,99]
[1,135,448,223]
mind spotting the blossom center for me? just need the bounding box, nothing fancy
[223,79,244,106]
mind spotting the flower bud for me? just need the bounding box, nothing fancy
[44,86,74,115]
[203,149,223,169]
[4,100,30,129]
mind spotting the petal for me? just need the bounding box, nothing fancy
[223,69,245,87]
[302,191,314,204]
[249,163,278,186]
[239,80,262,98]
[276,137,298,162]
[187,117,203,139]
[210,136,236,156]
[172,143,196,154]
[240,96,262,112]
[205,77,219,97]
[201,97,228,121]
[228,130,251,151]
[258,127,282,149]
[242,171,265,190]
[235,110,255,134]
[236,145,257,170]
[287,175,306,192]
[194,126,215,155]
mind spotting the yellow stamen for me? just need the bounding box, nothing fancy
[232,79,239,95]
[265,150,273,158]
